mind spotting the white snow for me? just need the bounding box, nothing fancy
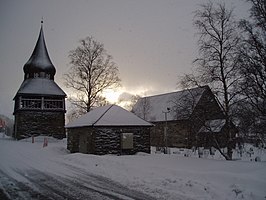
[66,105,153,128]
[0,132,266,200]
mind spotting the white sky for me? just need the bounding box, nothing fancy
[0,0,250,118]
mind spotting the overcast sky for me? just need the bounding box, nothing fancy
[0,0,250,118]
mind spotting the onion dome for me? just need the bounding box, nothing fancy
[23,22,56,80]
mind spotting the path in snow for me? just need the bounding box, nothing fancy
[0,136,153,200]
[0,168,153,200]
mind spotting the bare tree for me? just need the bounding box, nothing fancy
[66,106,86,123]
[137,97,151,120]
[170,89,199,120]
[169,88,202,150]
[179,2,242,160]
[117,93,141,111]
[193,2,241,113]
[64,36,121,112]
[238,0,266,145]
[170,87,232,158]
[131,96,151,120]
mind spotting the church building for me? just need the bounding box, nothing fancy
[13,22,66,139]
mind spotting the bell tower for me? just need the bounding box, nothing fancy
[13,22,66,139]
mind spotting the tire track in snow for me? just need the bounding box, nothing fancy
[59,162,155,200]
[14,168,154,200]
[14,169,114,200]
[0,169,48,200]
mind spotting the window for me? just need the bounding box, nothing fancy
[121,133,133,149]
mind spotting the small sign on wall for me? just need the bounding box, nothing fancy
[121,133,133,149]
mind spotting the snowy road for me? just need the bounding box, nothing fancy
[0,136,153,200]
[0,168,153,200]
[1,134,266,200]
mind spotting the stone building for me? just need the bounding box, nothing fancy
[132,86,237,149]
[13,22,66,139]
[66,105,153,155]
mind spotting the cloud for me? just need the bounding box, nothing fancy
[118,92,135,102]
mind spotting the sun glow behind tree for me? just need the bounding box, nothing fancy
[102,89,122,104]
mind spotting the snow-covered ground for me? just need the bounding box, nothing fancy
[0,133,265,200]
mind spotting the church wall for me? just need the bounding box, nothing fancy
[150,120,190,148]
[150,89,227,149]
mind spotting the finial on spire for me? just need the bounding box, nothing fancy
[41,17,44,25]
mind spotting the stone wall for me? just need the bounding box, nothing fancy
[95,127,151,155]
[94,128,120,155]
[14,111,65,139]
[67,126,151,155]
[67,127,85,153]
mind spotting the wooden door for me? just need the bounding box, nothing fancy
[79,133,88,153]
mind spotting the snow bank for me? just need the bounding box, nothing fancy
[0,133,265,200]
[63,153,266,200]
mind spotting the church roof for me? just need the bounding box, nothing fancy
[15,78,66,97]
[23,23,56,76]
[132,86,209,122]
[65,105,153,128]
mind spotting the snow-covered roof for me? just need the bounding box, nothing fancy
[15,78,66,97]
[132,86,208,122]
[65,105,153,128]
[198,119,226,133]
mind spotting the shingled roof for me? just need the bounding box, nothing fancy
[23,23,56,78]
[14,22,66,98]
[15,78,66,97]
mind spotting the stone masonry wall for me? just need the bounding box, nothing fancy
[95,127,151,155]
[67,128,82,153]
[14,111,65,139]
[67,126,151,155]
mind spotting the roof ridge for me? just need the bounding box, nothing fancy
[144,85,208,99]
[92,105,113,126]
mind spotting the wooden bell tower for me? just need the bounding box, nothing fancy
[13,22,66,139]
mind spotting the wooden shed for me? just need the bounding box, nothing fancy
[66,105,153,155]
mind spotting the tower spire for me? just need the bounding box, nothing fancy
[23,21,56,80]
